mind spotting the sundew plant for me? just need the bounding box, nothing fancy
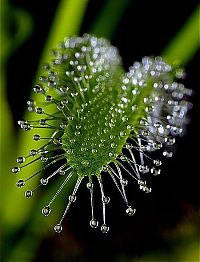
[12,34,192,233]
[1,0,199,261]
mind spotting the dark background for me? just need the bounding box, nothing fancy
[6,0,200,261]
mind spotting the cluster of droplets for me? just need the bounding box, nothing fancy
[12,34,192,233]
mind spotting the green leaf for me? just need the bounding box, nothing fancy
[2,0,88,232]
[90,0,130,38]
[162,4,200,65]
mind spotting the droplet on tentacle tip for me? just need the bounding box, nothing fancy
[54,224,62,233]
[16,156,25,163]
[33,84,45,94]
[164,137,175,145]
[16,179,25,188]
[41,206,51,216]
[69,194,76,202]
[151,167,161,176]
[25,190,33,198]
[163,151,173,158]
[40,178,48,185]
[101,224,109,233]
[33,134,40,141]
[86,182,93,189]
[12,167,20,173]
[153,159,162,166]
[126,206,136,216]
[102,196,110,204]
[153,141,162,150]
[29,149,37,156]
[120,179,128,186]
[90,219,99,228]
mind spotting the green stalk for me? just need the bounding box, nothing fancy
[162,4,200,65]
[90,0,130,38]
[3,0,88,234]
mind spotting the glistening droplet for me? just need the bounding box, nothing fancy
[25,190,33,198]
[90,219,99,228]
[54,224,62,233]
[42,206,51,216]
[16,179,25,188]
[12,167,20,173]
[126,207,136,216]
[101,224,109,233]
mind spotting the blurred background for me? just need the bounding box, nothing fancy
[0,0,200,261]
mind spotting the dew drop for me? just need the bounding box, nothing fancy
[121,179,128,186]
[42,206,51,216]
[132,105,138,111]
[142,130,149,137]
[139,145,147,151]
[29,149,37,156]
[39,119,46,125]
[90,219,99,228]
[16,157,25,163]
[101,224,109,233]
[59,170,66,176]
[163,151,173,158]
[36,107,43,114]
[33,134,40,141]
[154,122,162,128]
[52,138,62,145]
[140,119,147,125]
[153,141,162,150]
[139,165,149,174]
[102,165,108,172]
[69,194,76,202]
[153,159,162,166]
[122,116,129,122]
[54,224,62,233]
[60,123,66,129]
[16,179,25,188]
[151,167,161,176]
[108,152,114,157]
[12,167,20,173]
[110,142,116,148]
[40,156,48,162]
[143,186,152,193]
[81,160,89,166]
[25,190,33,198]
[86,182,93,189]
[126,125,133,130]
[125,144,133,150]
[40,178,48,185]
[164,137,175,146]
[102,196,110,204]
[120,131,126,137]
[120,155,126,161]
[126,206,136,216]
[145,106,154,113]
[18,120,26,126]
[33,84,44,93]
[20,123,31,131]
[45,95,53,102]
[75,124,81,129]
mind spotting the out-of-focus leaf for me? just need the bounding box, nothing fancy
[90,0,130,38]
[3,0,88,261]
[2,0,88,232]
[163,4,200,65]
[0,0,33,63]
[0,0,32,229]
